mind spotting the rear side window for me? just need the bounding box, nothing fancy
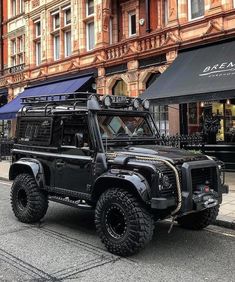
[17,117,52,146]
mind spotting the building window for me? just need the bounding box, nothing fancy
[164,0,169,25]
[86,21,95,51]
[64,31,72,57]
[151,105,169,135]
[64,7,71,25]
[128,11,136,37]
[86,0,94,16]
[35,20,41,37]
[18,53,24,64]
[54,35,60,60]
[19,0,25,13]
[11,39,16,55]
[11,0,16,17]
[35,42,41,66]
[109,18,113,44]
[188,0,204,20]
[18,37,23,53]
[112,80,127,96]
[52,12,60,30]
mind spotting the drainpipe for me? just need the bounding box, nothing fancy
[145,0,150,33]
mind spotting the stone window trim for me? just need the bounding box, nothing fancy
[188,0,205,21]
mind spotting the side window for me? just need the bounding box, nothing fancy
[62,117,90,148]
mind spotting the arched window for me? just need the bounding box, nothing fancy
[112,80,127,96]
[146,72,161,89]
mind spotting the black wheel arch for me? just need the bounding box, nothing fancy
[9,158,45,188]
[91,170,151,203]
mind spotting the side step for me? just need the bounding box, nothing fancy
[49,196,94,210]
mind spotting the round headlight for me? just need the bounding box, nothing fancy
[102,95,112,107]
[142,99,150,110]
[133,98,140,109]
[162,175,172,189]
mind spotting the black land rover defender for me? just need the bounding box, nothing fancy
[9,93,228,256]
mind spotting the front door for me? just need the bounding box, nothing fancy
[54,115,93,194]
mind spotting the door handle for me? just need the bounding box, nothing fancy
[56,160,65,168]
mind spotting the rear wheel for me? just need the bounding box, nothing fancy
[95,188,154,256]
[177,206,219,230]
[11,173,48,223]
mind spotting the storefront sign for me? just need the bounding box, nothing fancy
[199,62,235,77]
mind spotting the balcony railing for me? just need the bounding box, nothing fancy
[1,64,25,76]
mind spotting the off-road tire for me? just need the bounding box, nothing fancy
[177,205,219,230]
[95,188,154,256]
[11,173,48,223]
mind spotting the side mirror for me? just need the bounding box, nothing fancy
[75,133,84,148]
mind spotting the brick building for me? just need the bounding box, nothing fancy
[0,0,235,141]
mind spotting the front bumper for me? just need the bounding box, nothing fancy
[151,160,228,212]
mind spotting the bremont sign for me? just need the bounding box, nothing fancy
[199,62,235,77]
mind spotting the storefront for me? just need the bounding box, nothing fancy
[141,39,235,170]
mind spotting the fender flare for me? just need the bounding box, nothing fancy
[9,158,45,188]
[92,169,151,202]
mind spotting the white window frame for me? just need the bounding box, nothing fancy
[18,37,23,52]
[11,39,16,55]
[188,0,205,21]
[165,0,169,25]
[35,41,41,66]
[86,21,95,51]
[64,31,72,57]
[35,20,41,38]
[52,12,60,30]
[11,56,16,67]
[18,53,24,64]
[86,0,94,17]
[53,35,60,60]
[19,0,25,13]
[63,7,71,26]
[11,0,16,17]
[128,11,137,37]
[109,18,113,44]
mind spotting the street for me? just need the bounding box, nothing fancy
[0,180,234,282]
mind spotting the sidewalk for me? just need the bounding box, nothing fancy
[0,160,234,229]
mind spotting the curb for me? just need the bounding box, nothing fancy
[215,218,235,230]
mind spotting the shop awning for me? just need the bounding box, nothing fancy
[0,76,92,120]
[141,40,235,104]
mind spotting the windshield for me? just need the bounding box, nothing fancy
[97,113,158,142]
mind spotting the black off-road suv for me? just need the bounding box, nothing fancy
[9,93,228,256]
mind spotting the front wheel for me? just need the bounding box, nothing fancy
[11,173,48,223]
[95,188,154,256]
[177,206,219,230]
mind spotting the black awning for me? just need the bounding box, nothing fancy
[141,40,235,104]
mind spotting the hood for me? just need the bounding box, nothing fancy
[108,145,208,164]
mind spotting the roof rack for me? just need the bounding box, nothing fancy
[20,92,99,106]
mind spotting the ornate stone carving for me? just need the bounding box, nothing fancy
[202,20,224,37]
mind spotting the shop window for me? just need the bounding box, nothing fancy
[86,21,95,50]
[188,0,204,20]
[151,105,169,135]
[128,11,136,37]
[112,80,127,96]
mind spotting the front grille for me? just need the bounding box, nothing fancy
[191,167,216,191]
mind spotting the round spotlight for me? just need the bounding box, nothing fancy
[142,99,150,110]
[102,95,112,107]
[133,98,140,110]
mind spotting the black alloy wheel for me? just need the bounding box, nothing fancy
[95,188,154,256]
[11,173,48,223]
